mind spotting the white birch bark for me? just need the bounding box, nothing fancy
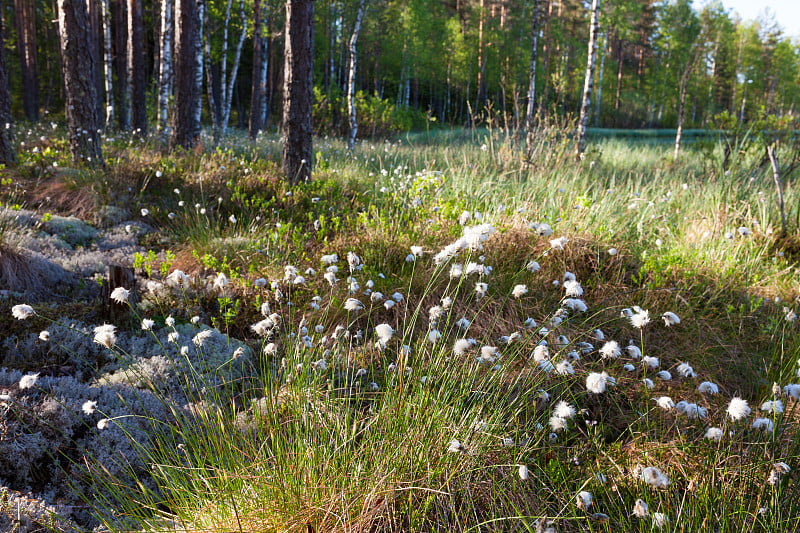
[219,0,246,140]
[594,31,606,127]
[258,1,268,126]
[524,0,538,135]
[576,0,600,157]
[100,0,114,127]
[157,0,173,136]
[346,0,367,150]
[192,0,204,135]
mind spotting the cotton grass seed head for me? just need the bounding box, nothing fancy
[12,304,35,320]
[93,324,117,349]
[110,287,130,304]
[662,311,680,326]
[727,397,751,421]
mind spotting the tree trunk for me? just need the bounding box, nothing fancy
[282,0,313,184]
[157,0,173,138]
[613,39,622,124]
[673,66,690,159]
[192,0,205,138]
[475,0,486,114]
[57,0,103,165]
[88,0,104,127]
[575,0,599,157]
[594,31,606,127]
[100,0,114,127]
[524,0,538,141]
[258,1,269,127]
[219,0,246,140]
[249,0,264,139]
[346,0,366,150]
[170,0,200,149]
[0,0,17,165]
[127,0,147,134]
[14,0,40,121]
[114,0,129,130]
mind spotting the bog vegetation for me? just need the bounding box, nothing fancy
[0,122,799,532]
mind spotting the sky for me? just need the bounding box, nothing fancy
[717,0,800,41]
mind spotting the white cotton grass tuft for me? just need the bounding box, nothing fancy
[344,298,364,311]
[512,284,529,298]
[643,356,660,369]
[375,324,395,345]
[641,466,670,489]
[39,330,50,341]
[553,401,576,419]
[82,400,97,415]
[586,372,607,394]
[518,465,529,481]
[655,396,675,410]
[110,287,130,304]
[698,381,719,394]
[12,304,35,320]
[563,280,583,297]
[19,373,39,390]
[453,339,472,356]
[93,324,117,349]
[576,491,593,510]
[141,318,155,331]
[97,419,110,430]
[549,415,568,432]
[625,343,642,359]
[704,427,723,441]
[630,308,651,328]
[727,397,751,421]
[447,439,465,453]
[550,236,569,250]
[651,513,670,528]
[751,418,774,432]
[632,499,649,518]
[760,400,784,414]
[662,311,681,326]
[676,362,696,378]
[599,341,621,359]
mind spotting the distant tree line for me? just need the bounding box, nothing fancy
[0,0,798,174]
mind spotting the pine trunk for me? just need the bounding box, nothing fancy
[575,0,599,157]
[158,0,173,137]
[101,0,114,127]
[114,0,129,130]
[127,0,147,134]
[57,0,103,165]
[346,0,366,150]
[14,0,40,121]
[0,0,16,165]
[170,0,200,149]
[282,0,313,184]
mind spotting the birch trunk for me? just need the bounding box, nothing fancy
[100,0,114,127]
[191,0,204,137]
[673,63,691,159]
[593,31,606,127]
[524,0,538,139]
[157,0,173,137]
[258,3,269,127]
[249,0,264,139]
[219,0,246,140]
[346,0,367,150]
[575,0,599,157]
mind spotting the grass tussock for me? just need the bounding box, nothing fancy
[1,124,800,532]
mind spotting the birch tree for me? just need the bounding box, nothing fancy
[100,0,114,127]
[576,0,600,158]
[210,0,247,143]
[192,0,205,138]
[524,0,539,147]
[346,0,367,150]
[57,0,103,165]
[282,0,314,184]
[158,0,173,137]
